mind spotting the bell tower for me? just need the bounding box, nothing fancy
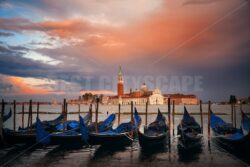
[117,66,124,97]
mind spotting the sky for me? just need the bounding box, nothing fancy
[0,0,249,102]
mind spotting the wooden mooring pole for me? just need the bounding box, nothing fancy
[231,103,234,125]
[28,100,32,129]
[78,103,81,117]
[13,100,16,131]
[118,103,121,125]
[208,101,211,140]
[240,103,243,119]
[145,101,148,126]
[1,99,4,119]
[234,104,236,128]
[63,99,67,132]
[95,98,99,133]
[0,99,4,143]
[172,100,175,136]
[37,102,40,119]
[168,98,171,133]
[168,98,171,152]
[22,102,24,129]
[89,104,92,124]
[130,101,134,138]
[200,100,203,133]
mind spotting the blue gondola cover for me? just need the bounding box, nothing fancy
[36,118,50,145]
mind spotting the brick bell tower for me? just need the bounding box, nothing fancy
[117,66,124,97]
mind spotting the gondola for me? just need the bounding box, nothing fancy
[18,114,64,131]
[88,108,141,146]
[54,112,92,131]
[241,112,250,135]
[3,113,89,145]
[138,109,168,149]
[87,113,116,132]
[36,114,115,146]
[36,115,89,146]
[177,107,202,150]
[3,109,12,122]
[210,110,250,151]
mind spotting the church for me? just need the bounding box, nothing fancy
[104,67,165,105]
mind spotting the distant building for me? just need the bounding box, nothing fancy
[164,94,199,105]
[105,67,164,105]
[72,67,199,105]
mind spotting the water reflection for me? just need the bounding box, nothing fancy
[139,145,168,161]
[177,145,203,163]
[91,145,127,160]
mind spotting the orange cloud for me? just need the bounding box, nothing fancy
[30,0,238,65]
[1,0,246,66]
[8,76,63,95]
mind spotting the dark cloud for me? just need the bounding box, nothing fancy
[0,31,14,37]
[183,0,226,6]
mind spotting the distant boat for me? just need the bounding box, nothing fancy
[88,108,141,146]
[177,107,202,150]
[210,110,250,151]
[138,109,168,149]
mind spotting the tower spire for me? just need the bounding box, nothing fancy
[117,66,124,97]
[118,66,122,75]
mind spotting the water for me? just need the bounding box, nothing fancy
[1,104,250,167]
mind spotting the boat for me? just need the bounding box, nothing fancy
[54,112,91,131]
[36,114,115,146]
[88,108,142,146]
[138,109,168,149]
[36,115,89,146]
[210,110,250,151]
[177,107,202,150]
[3,109,12,122]
[3,113,88,145]
[241,112,250,135]
[18,114,64,132]
[87,113,116,132]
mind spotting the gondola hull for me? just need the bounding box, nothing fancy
[138,131,167,149]
[212,131,250,152]
[210,111,250,152]
[3,130,36,144]
[177,107,203,150]
[88,132,133,146]
[178,135,202,150]
[49,133,85,146]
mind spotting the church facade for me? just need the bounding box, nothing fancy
[105,67,165,105]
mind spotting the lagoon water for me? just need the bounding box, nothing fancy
[1,104,250,167]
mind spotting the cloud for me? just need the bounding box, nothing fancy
[183,0,225,6]
[6,0,163,24]
[0,31,14,37]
